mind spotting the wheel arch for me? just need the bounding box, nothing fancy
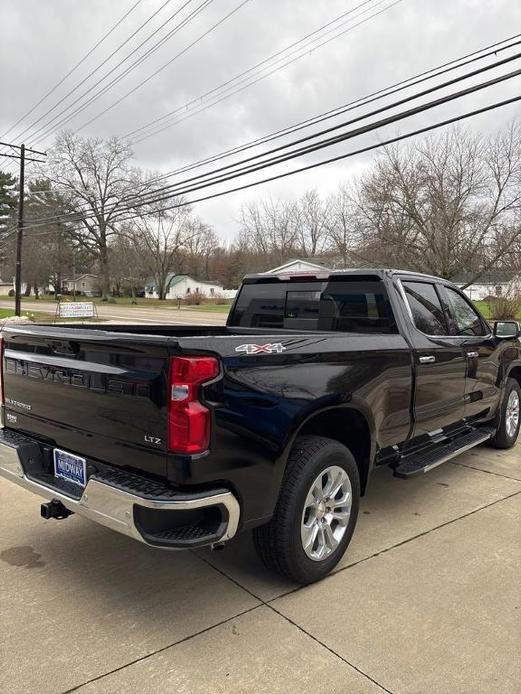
[290,404,376,495]
[507,363,521,388]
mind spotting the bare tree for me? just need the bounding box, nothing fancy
[350,123,521,281]
[325,184,358,267]
[129,203,207,299]
[180,219,219,279]
[109,231,149,300]
[238,197,299,266]
[43,132,158,299]
[293,189,330,257]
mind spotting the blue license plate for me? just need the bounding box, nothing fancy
[54,449,87,487]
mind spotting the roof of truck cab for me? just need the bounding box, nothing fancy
[243,268,450,283]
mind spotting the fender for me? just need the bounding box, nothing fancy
[258,402,376,527]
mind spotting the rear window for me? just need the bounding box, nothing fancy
[229,278,397,333]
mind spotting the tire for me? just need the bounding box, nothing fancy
[489,378,521,449]
[253,435,360,584]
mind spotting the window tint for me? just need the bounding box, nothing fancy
[444,287,488,336]
[230,279,397,333]
[402,281,448,335]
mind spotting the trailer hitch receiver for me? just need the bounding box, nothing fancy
[41,499,73,520]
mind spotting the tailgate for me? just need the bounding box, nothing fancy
[1,326,170,478]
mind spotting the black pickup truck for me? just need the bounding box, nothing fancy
[0,269,520,583]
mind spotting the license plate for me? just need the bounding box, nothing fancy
[54,448,87,488]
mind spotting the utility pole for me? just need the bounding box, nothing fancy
[72,250,76,299]
[0,141,46,315]
[14,145,25,316]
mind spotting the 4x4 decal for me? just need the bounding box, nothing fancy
[235,343,286,355]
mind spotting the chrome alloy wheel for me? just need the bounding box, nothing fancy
[506,390,520,439]
[300,465,352,561]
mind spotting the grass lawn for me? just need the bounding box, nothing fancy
[180,304,231,313]
[474,300,521,320]
[1,295,234,310]
[0,308,52,322]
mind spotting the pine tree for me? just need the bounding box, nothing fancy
[0,170,17,234]
[0,171,18,279]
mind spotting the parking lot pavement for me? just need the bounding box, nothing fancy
[1,442,519,694]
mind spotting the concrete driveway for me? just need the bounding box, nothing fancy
[1,442,519,694]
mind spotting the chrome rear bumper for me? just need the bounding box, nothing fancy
[0,430,240,549]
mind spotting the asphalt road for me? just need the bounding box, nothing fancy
[1,441,519,693]
[0,300,228,325]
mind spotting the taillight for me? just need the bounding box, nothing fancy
[168,356,219,454]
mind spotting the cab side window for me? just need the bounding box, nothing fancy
[443,287,488,337]
[402,281,448,335]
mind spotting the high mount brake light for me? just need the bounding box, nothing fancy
[168,356,219,454]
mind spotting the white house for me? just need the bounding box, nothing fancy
[145,274,236,300]
[265,259,332,275]
[453,271,521,301]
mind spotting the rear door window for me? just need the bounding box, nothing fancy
[402,281,448,336]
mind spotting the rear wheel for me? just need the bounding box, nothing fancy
[489,378,521,449]
[253,435,360,584]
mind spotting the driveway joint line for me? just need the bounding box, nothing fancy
[196,552,395,692]
[449,460,521,482]
[267,603,395,694]
[267,489,521,604]
[60,604,262,694]
[194,549,267,603]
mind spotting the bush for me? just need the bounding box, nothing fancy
[184,290,205,306]
[490,293,521,320]
[213,292,229,305]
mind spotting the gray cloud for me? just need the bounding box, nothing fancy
[1,0,520,238]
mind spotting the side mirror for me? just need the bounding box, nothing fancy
[494,321,520,338]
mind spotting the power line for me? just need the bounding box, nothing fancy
[134,34,521,180]
[28,0,217,147]
[115,53,521,209]
[16,46,520,226]
[1,0,178,150]
[14,66,520,231]
[128,0,399,143]
[108,67,521,214]
[0,0,144,147]
[73,0,251,134]
[15,95,521,239]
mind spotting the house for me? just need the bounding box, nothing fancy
[265,258,332,275]
[452,271,521,301]
[0,281,13,296]
[145,274,234,300]
[61,274,100,297]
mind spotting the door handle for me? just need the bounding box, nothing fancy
[466,351,479,359]
[419,355,436,364]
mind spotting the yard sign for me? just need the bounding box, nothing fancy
[55,301,97,320]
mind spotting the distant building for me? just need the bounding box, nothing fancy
[453,271,521,301]
[145,274,236,300]
[0,281,12,296]
[61,274,100,297]
[265,258,332,275]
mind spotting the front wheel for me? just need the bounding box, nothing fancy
[253,435,360,584]
[489,378,521,449]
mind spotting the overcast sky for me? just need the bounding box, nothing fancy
[1,0,520,240]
